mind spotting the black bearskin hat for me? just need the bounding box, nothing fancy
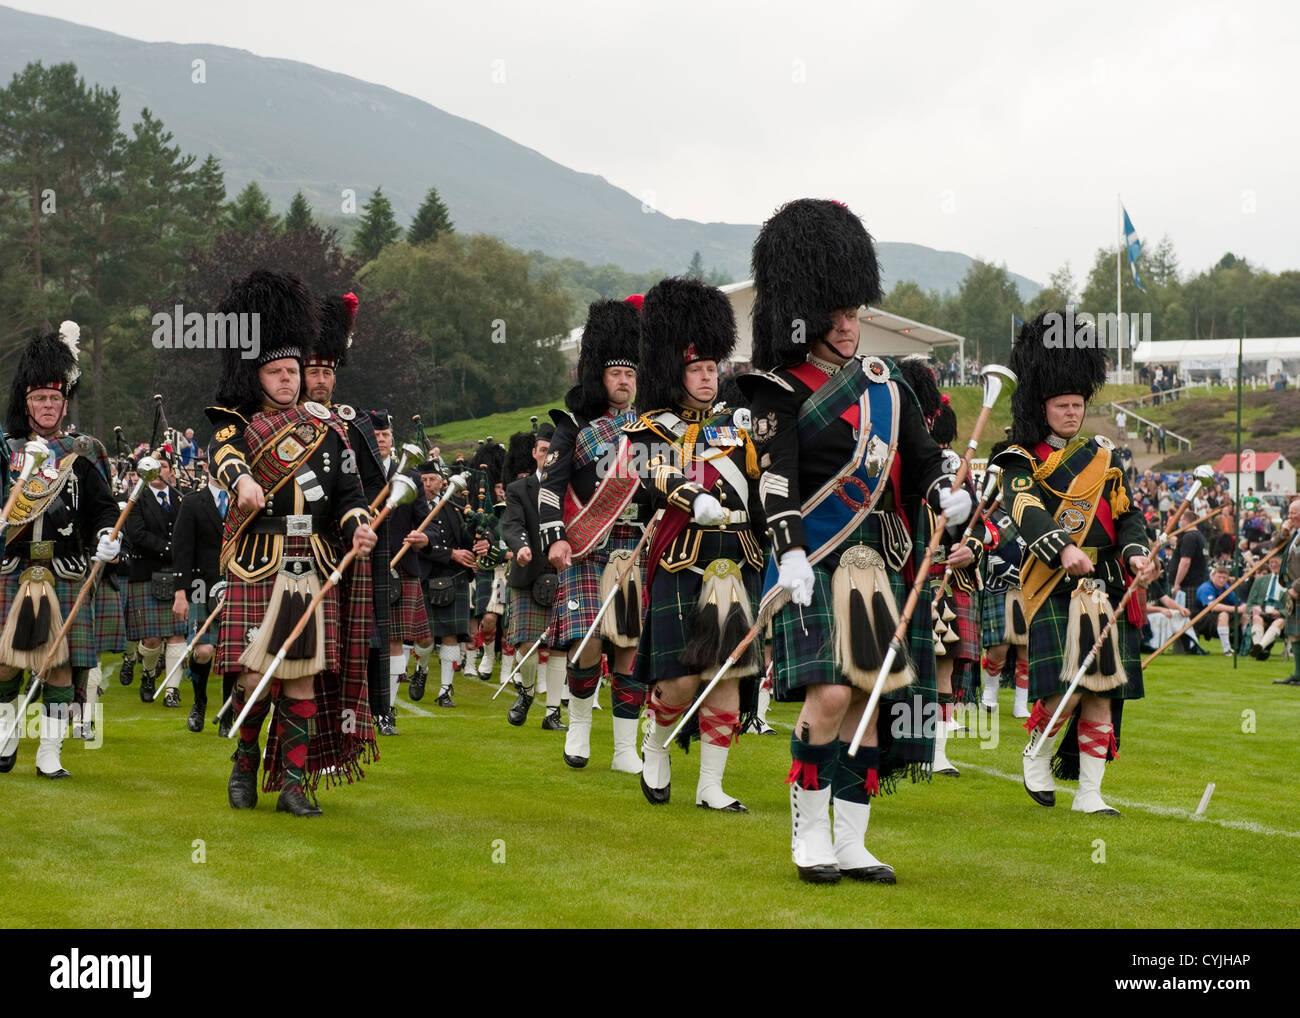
[1008,309,1108,448]
[473,437,505,484]
[897,355,941,424]
[637,277,736,413]
[213,270,318,415]
[306,292,357,370]
[930,398,957,445]
[565,299,641,420]
[6,321,81,438]
[502,431,536,482]
[750,198,881,371]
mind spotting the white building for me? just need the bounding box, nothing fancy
[1212,452,1296,499]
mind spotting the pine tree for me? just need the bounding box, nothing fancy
[284,190,314,233]
[226,182,279,235]
[408,186,453,245]
[686,250,705,279]
[353,186,402,261]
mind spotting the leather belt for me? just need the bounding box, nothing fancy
[6,539,82,560]
[246,514,330,536]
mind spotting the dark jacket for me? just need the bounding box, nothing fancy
[385,466,436,579]
[172,486,224,603]
[124,483,181,582]
[502,474,553,588]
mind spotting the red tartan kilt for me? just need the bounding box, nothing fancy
[215,562,341,676]
[937,589,980,662]
[389,573,432,644]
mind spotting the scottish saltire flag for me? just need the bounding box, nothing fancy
[1013,314,1024,327]
[1123,206,1146,293]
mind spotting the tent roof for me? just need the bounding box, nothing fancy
[1132,338,1300,363]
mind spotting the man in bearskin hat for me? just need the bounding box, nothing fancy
[539,297,651,772]
[206,270,378,817]
[124,448,187,706]
[990,310,1149,816]
[171,468,229,733]
[501,426,568,729]
[301,294,397,735]
[624,277,766,812]
[0,322,120,779]
[742,199,969,883]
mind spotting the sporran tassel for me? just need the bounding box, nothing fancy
[832,546,915,693]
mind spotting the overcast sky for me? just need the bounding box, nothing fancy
[8,0,1298,285]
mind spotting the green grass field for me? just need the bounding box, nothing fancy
[4,641,1297,929]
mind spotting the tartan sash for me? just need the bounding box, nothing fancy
[758,363,899,620]
[563,414,640,558]
[219,407,334,571]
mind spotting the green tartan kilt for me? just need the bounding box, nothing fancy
[980,584,1011,648]
[127,579,188,641]
[1285,609,1300,642]
[94,579,126,653]
[0,568,98,669]
[505,585,554,647]
[473,569,495,616]
[426,578,470,640]
[1026,586,1144,702]
[631,534,761,687]
[186,598,217,647]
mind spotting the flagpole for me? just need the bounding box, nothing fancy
[1117,195,1124,384]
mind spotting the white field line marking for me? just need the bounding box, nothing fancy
[955,760,1300,839]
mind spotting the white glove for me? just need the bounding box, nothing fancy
[692,493,726,526]
[93,531,121,563]
[778,549,815,607]
[939,486,972,527]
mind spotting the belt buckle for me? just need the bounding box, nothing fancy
[280,556,315,578]
[284,514,312,537]
[29,540,54,560]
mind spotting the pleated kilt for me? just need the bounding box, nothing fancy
[940,588,980,663]
[214,539,342,677]
[473,567,496,615]
[506,584,555,647]
[186,598,217,646]
[1026,586,1143,702]
[390,572,432,645]
[0,567,97,668]
[1286,608,1300,642]
[980,584,1011,648]
[126,579,187,640]
[94,578,125,653]
[482,564,509,616]
[553,523,643,648]
[771,513,936,792]
[632,530,760,687]
[427,577,471,640]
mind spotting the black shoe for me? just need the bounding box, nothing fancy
[541,706,567,731]
[139,667,156,703]
[0,752,16,774]
[409,664,428,701]
[276,785,323,817]
[507,689,534,727]
[217,713,233,739]
[1140,643,1159,654]
[1273,676,1300,685]
[187,703,206,733]
[797,864,841,885]
[36,765,70,779]
[163,686,181,708]
[228,751,258,809]
[1188,642,1210,656]
[119,660,135,686]
[1024,781,1056,808]
[840,864,896,884]
[436,687,455,708]
[697,799,748,813]
[376,712,399,736]
[640,773,670,805]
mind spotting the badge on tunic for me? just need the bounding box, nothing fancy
[1012,476,1031,491]
[277,436,306,461]
[753,412,778,443]
[215,425,237,442]
[336,404,356,421]
[863,357,889,383]
[1060,507,1087,534]
[1095,434,1114,450]
[544,450,559,468]
[704,426,740,447]
[732,407,752,430]
[303,401,330,420]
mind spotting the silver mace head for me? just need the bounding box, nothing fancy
[979,364,1017,409]
[447,472,470,495]
[386,471,420,509]
[399,442,424,471]
[1193,464,1216,488]
[20,439,51,476]
[135,456,162,484]
[981,463,1002,500]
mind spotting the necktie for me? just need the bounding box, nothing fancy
[159,489,170,511]
[216,490,228,520]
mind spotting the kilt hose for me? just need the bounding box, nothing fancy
[506,585,555,648]
[215,533,377,794]
[389,572,433,645]
[186,598,217,647]
[0,566,98,669]
[1026,586,1144,702]
[771,513,937,792]
[553,523,643,649]
[427,577,471,641]
[94,577,126,653]
[126,580,188,641]
[632,531,760,688]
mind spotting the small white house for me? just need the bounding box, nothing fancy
[1213,452,1297,499]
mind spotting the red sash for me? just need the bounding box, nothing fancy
[789,361,860,432]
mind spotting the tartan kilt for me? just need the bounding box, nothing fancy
[1026,586,1143,702]
[632,532,760,687]
[980,585,1011,648]
[506,584,555,647]
[936,588,980,663]
[1286,608,1300,642]
[389,572,432,645]
[473,568,498,615]
[0,567,98,668]
[127,580,188,640]
[483,564,509,616]
[186,599,217,646]
[94,578,126,653]
[553,523,643,648]
[427,576,471,640]
[771,513,937,792]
